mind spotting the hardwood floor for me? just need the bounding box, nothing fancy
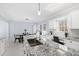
[3,41,24,56]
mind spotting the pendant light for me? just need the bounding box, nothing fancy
[37,3,41,15]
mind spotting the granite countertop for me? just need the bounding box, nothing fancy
[62,37,79,52]
[23,34,79,56]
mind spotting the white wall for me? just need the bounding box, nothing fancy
[9,21,34,40]
[0,18,8,40]
[69,9,79,29]
[38,21,49,31]
[33,24,37,34]
[48,19,57,30]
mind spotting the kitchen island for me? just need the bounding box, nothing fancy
[23,35,79,56]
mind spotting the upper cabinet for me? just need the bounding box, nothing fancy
[49,16,70,32]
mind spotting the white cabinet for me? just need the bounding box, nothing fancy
[0,39,7,56]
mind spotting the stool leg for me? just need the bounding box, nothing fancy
[14,38,16,43]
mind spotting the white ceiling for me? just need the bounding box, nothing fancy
[0,3,79,23]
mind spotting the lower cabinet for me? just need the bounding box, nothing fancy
[0,39,7,56]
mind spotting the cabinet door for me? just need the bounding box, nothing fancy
[0,40,5,55]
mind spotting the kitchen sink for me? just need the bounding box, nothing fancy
[27,38,43,47]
